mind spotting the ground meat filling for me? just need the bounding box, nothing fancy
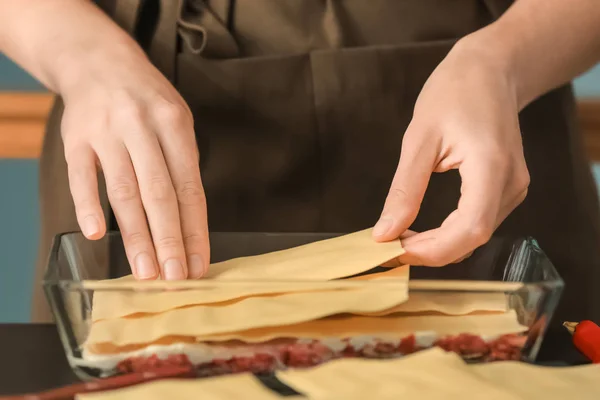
[115,334,526,375]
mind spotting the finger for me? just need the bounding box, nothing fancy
[373,123,438,241]
[398,238,475,266]
[123,121,188,281]
[153,103,210,278]
[65,145,106,240]
[402,185,525,266]
[440,179,526,233]
[96,141,158,280]
[400,156,507,266]
[400,229,419,240]
[380,230,418,268]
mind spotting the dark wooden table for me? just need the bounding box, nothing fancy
[0,323,589,396]
[0,324,79,396]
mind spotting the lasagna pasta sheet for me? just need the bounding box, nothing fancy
[277,347,515,399]
[194,310,526,343]
[88,269,509,324]
[359,291,508,316]
[470,361,600,399]
[88,266,409,322]
[86,229,407,321]
[203,228,405,280]
[85,284,408,347]
[278,347,600,400]
[76,373,288,400]
[87,310,526,354]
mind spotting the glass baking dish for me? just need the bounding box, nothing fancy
[43,231,564,381]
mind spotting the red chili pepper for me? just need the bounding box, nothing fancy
[563,320,600,363]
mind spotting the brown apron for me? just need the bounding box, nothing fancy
[33,0,600,354]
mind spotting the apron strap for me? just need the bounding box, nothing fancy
[147,0,181,82]
[112,0,144,33]
[144,0,242,81]
[178,0,240,59]
[112,0,241,82]
[110,0,179,82]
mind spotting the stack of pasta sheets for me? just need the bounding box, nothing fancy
[80,229,528,376]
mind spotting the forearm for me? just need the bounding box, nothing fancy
[0,0,146,94]
[459,0,600,110]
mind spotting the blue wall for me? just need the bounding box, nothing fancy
[0,54,44,322]
[0,160,39,322]
[0,54,45,91]
[574,64,600,98]
[1,57,600,323]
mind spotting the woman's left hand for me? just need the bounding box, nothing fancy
[373,37,531,266]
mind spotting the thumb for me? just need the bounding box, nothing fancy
[373,128,436,241]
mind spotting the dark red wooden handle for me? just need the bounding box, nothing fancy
[0,365,195,400]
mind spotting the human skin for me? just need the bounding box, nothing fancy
[0,0,208,281]
[373,0,600,266]
[1,0,599,277]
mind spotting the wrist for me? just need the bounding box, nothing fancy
[452,26,530,110]
[53,35,148,99]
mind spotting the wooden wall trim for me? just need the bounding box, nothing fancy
[0,92,599,161]
[579,99,600,162]
[0,92,53,158]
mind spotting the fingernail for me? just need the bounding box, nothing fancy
[373,216,394,237]
[135,252,157,279]
[188,255,206,278]
[164,259,185,280]
[82,216,100,237]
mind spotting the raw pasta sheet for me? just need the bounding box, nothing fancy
[88,266,409,322]
[91,228,406,283]
[277,347,600,400]
[193,310,526,343]
[278,347,516,399]
[360,291,508,316]
[85,284,407,347]
[86,310,526,355]
[76,373,289,400]
[86,229,408,321]
[470,361,600,399]
[203,228,405,280]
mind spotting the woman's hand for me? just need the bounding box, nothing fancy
[0,0,211,280]
[61,48,209,280]
[373,37,530,266]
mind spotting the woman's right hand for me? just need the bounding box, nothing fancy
[60,48,209,281]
